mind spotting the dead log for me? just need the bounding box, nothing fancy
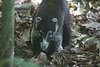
[0,2,38,10]
[15,2,38,10]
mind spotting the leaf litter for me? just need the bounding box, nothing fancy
[14,0,100,67]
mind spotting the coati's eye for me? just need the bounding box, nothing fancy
[36,17,42,22]
[48,33,52,37]
[48,31,53,37]
[38,30,43,36]
[52,18,58,23]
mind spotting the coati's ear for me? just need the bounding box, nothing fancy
[52,18,58,23]
[36,17,42,22]
[52,18,58,32]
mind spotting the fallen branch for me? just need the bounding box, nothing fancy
[15,2,38,10]
[0,2,38,10]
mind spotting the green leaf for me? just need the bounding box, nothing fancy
[94,40,100,43]
[98,65,100,67]
[14,57,41,67]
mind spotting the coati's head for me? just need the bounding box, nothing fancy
[35,17,58,51]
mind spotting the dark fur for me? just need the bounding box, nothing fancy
[31,0,71,58]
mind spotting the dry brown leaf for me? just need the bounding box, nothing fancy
[15,38,27,47]
[81,22,100,30]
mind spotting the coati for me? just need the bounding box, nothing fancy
[31,0,71,58]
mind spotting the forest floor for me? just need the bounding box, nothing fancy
[8,0,100,67]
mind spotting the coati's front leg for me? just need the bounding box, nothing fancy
[46,35,63,59]
[31,36,41,57]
